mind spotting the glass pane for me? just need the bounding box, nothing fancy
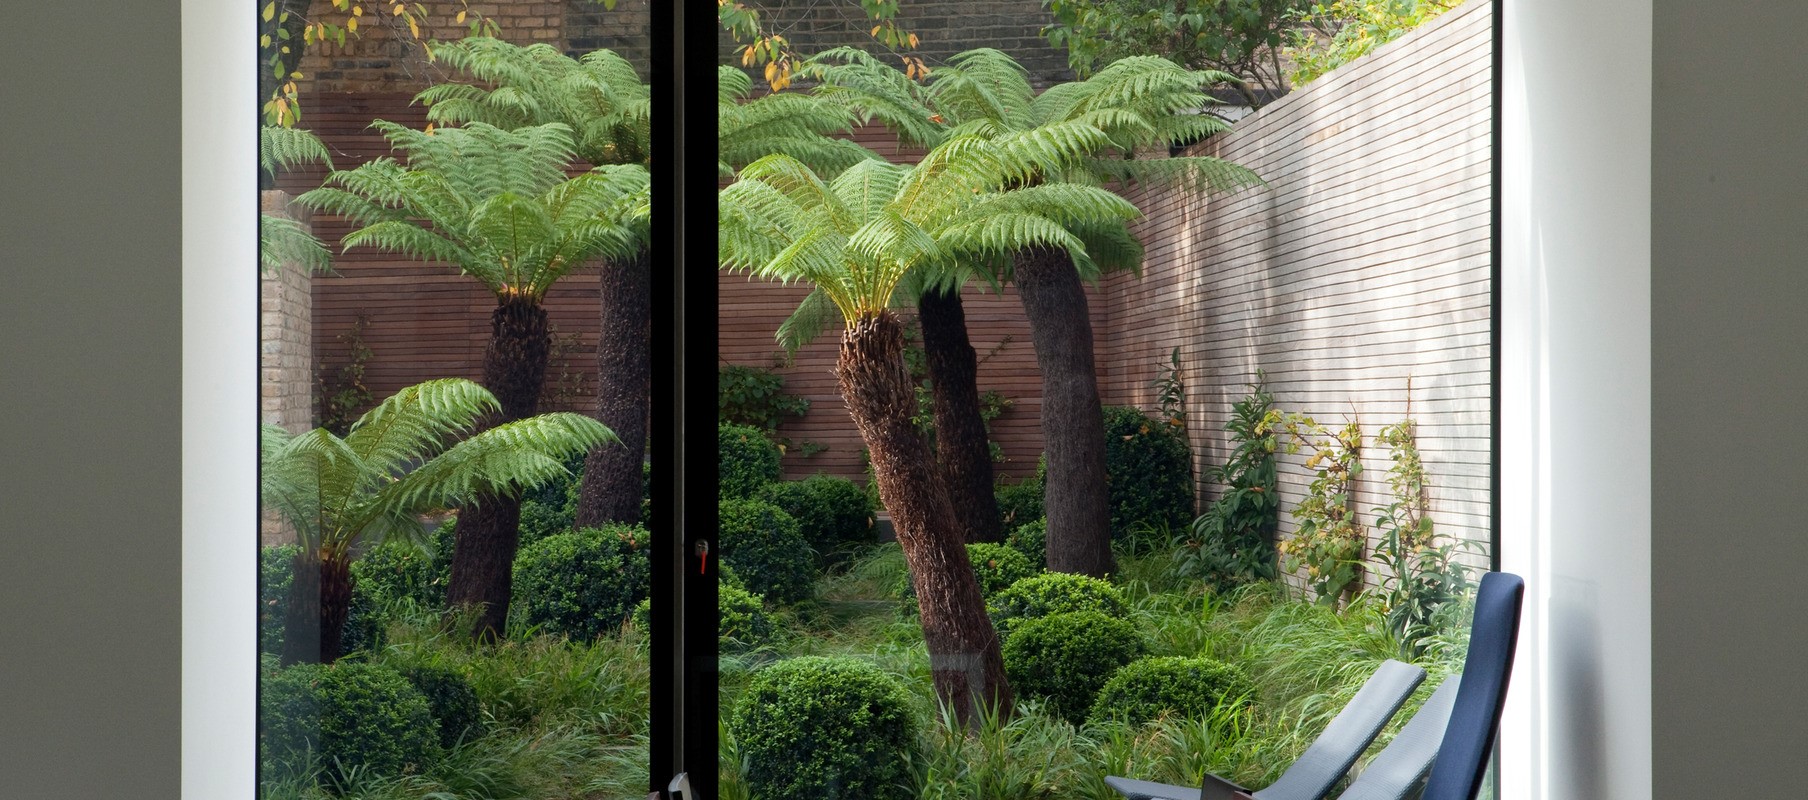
[257,5,656,796]
[714,1,1498,798]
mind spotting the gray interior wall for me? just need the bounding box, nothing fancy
[1650,0,1808,796]
[0,0,184,796]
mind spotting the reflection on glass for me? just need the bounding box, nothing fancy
[257,4,654,797]
[713,1,1495,798]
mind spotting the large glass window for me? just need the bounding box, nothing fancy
[256,3,658,796]
[712,2,1497,799]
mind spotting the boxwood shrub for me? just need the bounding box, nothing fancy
[720,423,782,498]
[1088,656,1255,726]
[994,465,1045,531]
[512,525,651,640]
[398,663,483,749]
[1103,406,1195,542]
[1001,610,1145,724]
[988,572,1129,637]
[730,656,917,800]
[259,661,441,786]
[1004,519,1047,568]
[260,544,299,654]
[718,498,815,605]
[897,542,1039,617]
[757,474,876,566]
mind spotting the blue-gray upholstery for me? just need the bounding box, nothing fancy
[1104,659,1427,800]
[1335,678,1460,800]
[1419,572,1524,800]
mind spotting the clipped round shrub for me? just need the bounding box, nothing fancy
[260,661,441,785]
[1103,406,1195,542]
[720,423,782,498]
[351,539,444,612]
[757,474,876,566]
[1004,519,1047,568]
[513,524,651,640]
[718,498,815,605]
[896,542,1039,619]
[988,572,1129,637]
[1088,656,1256,726]
[260,544,300,654]
[966,543,1038,596]
[399,663,483,749]
[1002,611,1145,723]
[517,495,575,546]
[994,469,1045,531]
[730,656,917,800]
[630,583,775,649]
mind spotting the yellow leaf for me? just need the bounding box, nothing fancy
[407,17,419,38]
[455,9,465,23]
[262,1,275,21]
[259,34,271,48]
[908,32,920,48]
[424,123,435,134]
[352,4,362,15]
[764,62,776,82]
[392,3,404,15]
[347,15,358,32]
[871,24,881,37]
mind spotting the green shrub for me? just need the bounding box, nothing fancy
[398,663,483,749]
[720,423,783,498]
[1005,519,1047,568]
[517,495,575,546]
[630,583,775,649]
[965,543,1038,596]
[718,498,815,604]
[350,540,444,612]
[513,525,651,640]
[1103,406,1195,542]
[1001,611,1145,723]
[730,656,916,800]
[260,544,299,654]
[1088,656,1255,726]
[757,474,876,566]
[897,542,1039,617]
[988,572,1129,637]
[259,661,441,786]
[720,364,810,431]
[995,469,1045,531]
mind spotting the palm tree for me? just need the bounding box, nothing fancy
[719,134,1138,722]
[262,379,615,664]
[297,120,648,638]
[420,40,655,529]
[807,49,1262,575]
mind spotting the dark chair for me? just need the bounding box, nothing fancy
[1105,659,1427,800]
[1418,571,1524,800]
[1333,677,1459,800]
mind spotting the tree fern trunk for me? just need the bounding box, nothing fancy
[447,295,551,639]
[279,548,320,666]
[576,248,650,527]
[918,287,1003,543]
[838,312,1012,725]
[1013,245,1114,577]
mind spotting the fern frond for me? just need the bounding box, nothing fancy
[343,378,498,481]
[259,214,333,275]
[260,125,334,179]
[374,412,616,513]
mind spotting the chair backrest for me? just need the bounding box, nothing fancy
[1334,678,1460,800]
[1251,659,1426,800]
[1420,572,1525,800]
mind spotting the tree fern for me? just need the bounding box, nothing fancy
[296,122,649,300]
[718,64,876,178]
[259,125,335,275]
[420,38,651,167]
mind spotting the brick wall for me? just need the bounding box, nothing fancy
[260,190,316,545]
[1102,0,1495,577]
